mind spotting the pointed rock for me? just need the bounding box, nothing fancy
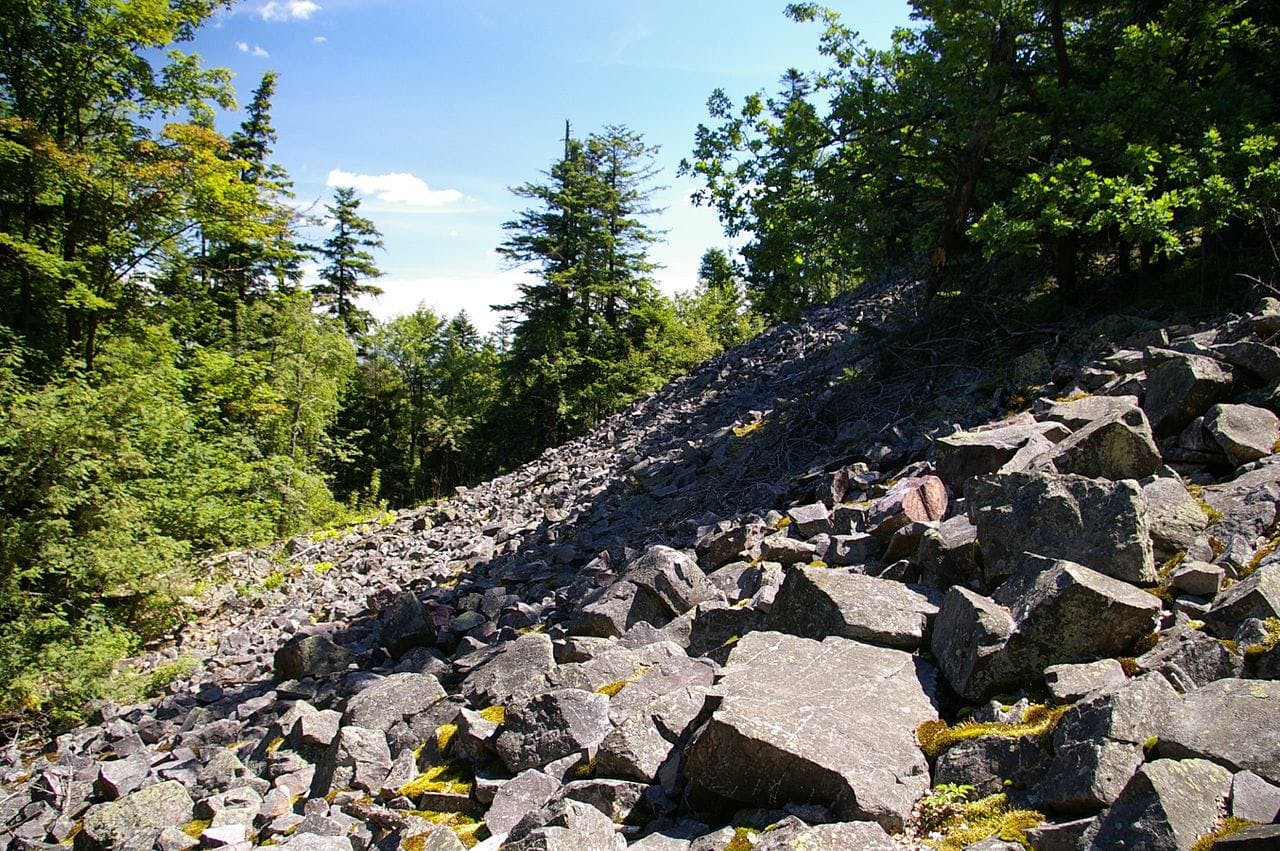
[1084,758,1231,850]
[769,566,938,650]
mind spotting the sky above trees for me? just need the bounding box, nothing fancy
[195,1,911,332]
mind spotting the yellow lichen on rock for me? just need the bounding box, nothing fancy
[916,703,1070,759]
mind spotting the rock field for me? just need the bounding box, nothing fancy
[4,277,1280,850]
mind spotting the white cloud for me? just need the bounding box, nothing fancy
[235,40,248,51]
[259,0,320,22]
[312,35,328,44]
[326,169,463,208]
[235,41,271,57]
[449,229,459,238]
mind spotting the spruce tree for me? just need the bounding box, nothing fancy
[314,186,384,338]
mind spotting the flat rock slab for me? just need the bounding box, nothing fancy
[966,472,1156,584]
[935,422,1065,488]
[769,567,938,649]
[1205,403,1280,465]
[1084,758,1231,850]
[458,632,556,706]
[495,688,612,774]
[1159,678,1280,785]
[1038,405,1162,481]
[683,631,938,831]
[1142,352,1235,436]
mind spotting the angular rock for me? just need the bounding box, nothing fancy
[597,685,710,783]
[1232,770,1280,824]
[343,672,451,753]
[312,726,393,795]
[1205,403,1280,466]
[495,689,612,773]
[1022,818,1095,851]
[1143,352,1236,436]
[929,586,1015,702]
[1135,625,1242,690]
[558,778,649,824]
[626,545,720,617]
[380,591,436,657]
[1038,405,1162,480]
[786,502,832,538]
[683,631,938,831]
[917,515,981,589]
[1213,824,1280,849]
[1143,477,1211,554]
[458,632,556,706]
[751,819,899,850]
[769,567,938,650]
[274,635,355,681]
[502,798,626,851]
[77,781,195,851]
[966,472,1156,584]
[696,520,769,571]
[1040,673,1181,812]
[867,475,947,537]
[1043,659,1127,703]
[1084,758,1231,850]
[93,754,150,801]
[1213,340,1280,381]
[1038,394,1142,429]
[1159,678,1280,784]
[1204,564,1280,639]
[570,580,671,637]
[933,734,1050,798]
[484,769,562,836]
[935,421,1065,489]
[824,532,878,568]
[756,534,817,565]
[1170,561,1223,597]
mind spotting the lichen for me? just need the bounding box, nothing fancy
[398,761,474,798]
[181,819,211,839]
[595,665,651,697]
[1191,817,1256,851]
[724,826,759,851]
[405,810,487,849]
[478,704,505,724]
[919,791,1043,851]
[435,722,458,753]
[916,703,1070,760]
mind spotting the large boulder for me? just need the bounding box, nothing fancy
[1142,352,1236,436]
[77,781,195,851]
[458,632,556,706]
[1158,678,1280,784]
[343,672,452,754]
[934,421,1066,489]
[1142,476,1210,554]
[683,631,938,831]
[1205,403,1280,466]
[1036,405,1162,480]
[311,726,393,795]
[932,557,1161,701]
[966,472,1156,584]
[274,634,355,681]
[769,567,938,650]
[570,580,672,637]
[495,689,612,774]
[1204,564,1280,639]
[596,685,710,784]
[1038,674,1181,813]
[625,545,721,617]
[1083,759,1232,850]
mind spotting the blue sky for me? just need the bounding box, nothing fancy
[198,1,912,333]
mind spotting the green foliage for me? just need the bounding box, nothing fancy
[313,186,384,338]
[675,248,764,350]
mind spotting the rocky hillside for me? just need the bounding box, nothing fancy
[3,277,1280,851]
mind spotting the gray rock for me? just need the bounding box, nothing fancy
[597,685,710,783]
[1040,673,1181,812]
[398,822,465,851]
[295,709,342,749]
[935,421,1066,489]
[917,515,981,589]
[1170,561,1224,597]
[867,475,948,537]
[155,827,200,851]
[683,631,938,831]
[1212,824,1280,849]
[312,726,393,795]
[933,734,1050,798]
[280,835,353,851]
[1021,817,1094,851]
[484,769,561,835]
[343,672,450,753]
[756,534,817,565]
[558,778,649,824]
[77,781,195,851]
[1205,404,1280,466]
[933,558,1161,700]
[966,472,1156,584]
[502,798,626,851]
[274,635,355,681]
[1084,758,1231,850]
[751,819,899,850]
[93,754,150,801]
[626,545,721,617]
[1213,340,1280,381]
[786,502,832,538]
[1143,352,1236,436]
[696,520,769,570]
[1143,476,1211,554]
[458,632,556,706]
[824,532,879,567]
[1231,770,1280,823]
[571,580,671,637]
[1135,625,1243,690]
[1159,678,1280,784]
[1039,405,1162,481]
[1044,659,1127,703]
[769,567,938,650]
[706,562,763,603]
[1039,394,1142,429]
[380,591,436,657]
[495,689,612,773]
[1205,564,1280,639]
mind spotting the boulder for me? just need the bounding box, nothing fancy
[824,533,878,567]
[77,781,195,851]
[570,579,671,637]
[1037,404,1162,481]
[867,476,947,537]
[311,726,392,795]
[1043,659,1127,703]
[683,631,938,831]
[274,635,355,681]
[1135,625,1243,691]
[751,819,899,850]
[343,672,451,753]
[786,502,832,538]
[558,778,649,824]
[1231,770,1280,824]
[501,798,627,851]
[1143,477,1210,554]
[1204,564,1280,639]
[596,685,709,784]
[1212,340,1280,382]
[966,472,1156,584]
[696,520,769,570]
[1158,678,1280,784]
[1038,394,1141,429]
[458,632,556,706]
[626,545,721,616]
[484,769,562,836]
[917,515,981,589]
[1084,758,1231,850]
[1142,353,1236,436]
[932,734,1050,798]
[932,558,1161,700]
[1205,403,1280,466]
[495,689,612,774]
[1039,674,1181,812]
[935,422,1065,489]
[93,754,150,801]
[769,566,938,650]
[1212,825,1280,849]
[379,591,436,657]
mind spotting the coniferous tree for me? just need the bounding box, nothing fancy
[314,186,384,338]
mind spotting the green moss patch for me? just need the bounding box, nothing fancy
[917,703,1069,760]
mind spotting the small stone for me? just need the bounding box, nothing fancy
[1231,770,1280,824]
[1044,659,1127,703]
